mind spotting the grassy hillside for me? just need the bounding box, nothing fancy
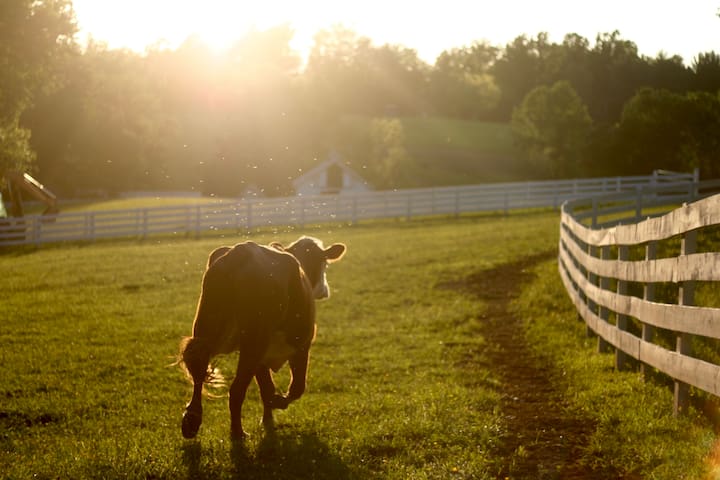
[401,117,524,186]
[1,213,716,478]
[337,116,523,189]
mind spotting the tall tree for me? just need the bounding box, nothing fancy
[585,31,644,123]
[511,81,592,178]
[491,33,555,120]
[0,0,76,181]
[692,51,720,93]
[368,118,411,188]
[611,88,720,177]
[431,42,500,119]
[305,26,429,116]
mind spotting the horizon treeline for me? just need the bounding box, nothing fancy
[4,1,720,198]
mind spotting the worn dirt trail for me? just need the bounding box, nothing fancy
[448,251,629,479]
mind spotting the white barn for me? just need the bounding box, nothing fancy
[292,152,372,196]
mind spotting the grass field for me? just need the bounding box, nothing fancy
[1,211,717,479]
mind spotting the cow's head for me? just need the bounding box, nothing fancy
[284,236,346,300]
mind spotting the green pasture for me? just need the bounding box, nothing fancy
[0,211,717,479]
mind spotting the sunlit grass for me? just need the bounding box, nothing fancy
[514,260,716,479]
[0,210,716,478]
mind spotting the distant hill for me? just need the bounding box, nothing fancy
[335,116,524,189]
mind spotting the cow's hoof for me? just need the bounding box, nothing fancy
[270,394,289,410]
[182,410,202,439]
[262,415,275,430]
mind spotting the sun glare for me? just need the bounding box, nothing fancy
[73,0,325,57]
[73,0,720,66]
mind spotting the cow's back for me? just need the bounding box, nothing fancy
[192,242,315,357]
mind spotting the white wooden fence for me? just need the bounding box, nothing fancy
[0,170,696,247]
[559,179,720,414]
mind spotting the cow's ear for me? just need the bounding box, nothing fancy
[325,243,346,262]
[208,246,231,268]
[270,242,285,251]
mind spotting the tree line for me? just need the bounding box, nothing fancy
[2,0,720,199]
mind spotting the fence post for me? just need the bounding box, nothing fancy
[454,190,460,218]
[616,245,629,370]
[142,209,149,240]
[406,194,412,221]
[183,206,190,237]
[591,198,598,228]
[194,205,201,239]
[641,241,657,380]
[246,202,253,231]
[691,167,700,201]
[32,217,41,246]
[86,212,95,241]
[598,246,612,353]
[300,197,306,228]
[674,230,696,415]
[635,186,643,221]
[581,232,600,344]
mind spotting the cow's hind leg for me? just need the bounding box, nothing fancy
[255,367,280,429]
[229,356,260,439]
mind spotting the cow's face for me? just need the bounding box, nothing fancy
[286,237,346,299]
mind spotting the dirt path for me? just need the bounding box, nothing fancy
[447,251,621,479]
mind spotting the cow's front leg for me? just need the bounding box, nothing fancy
[182,382,203,439]
[229,358,257,440]
[180,337,209,439]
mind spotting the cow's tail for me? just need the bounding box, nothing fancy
[177,337,225,394]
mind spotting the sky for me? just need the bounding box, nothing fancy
[71,0,720,65]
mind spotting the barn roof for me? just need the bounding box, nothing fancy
[292,152,368,191]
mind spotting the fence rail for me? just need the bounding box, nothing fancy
[0,170,696,247]
[559,179,720,414]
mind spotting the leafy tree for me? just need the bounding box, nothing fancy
[585,31,645,123]
[692,51,720,93]
[0,0,76,181]
[491,33,555,120]
[511,81,592,178]
[611,88,720,177]
[430,42,500,119]
[642,54,692,93]
[305,26,429,116]
[368,118,411,188]
[25,44,174,196]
